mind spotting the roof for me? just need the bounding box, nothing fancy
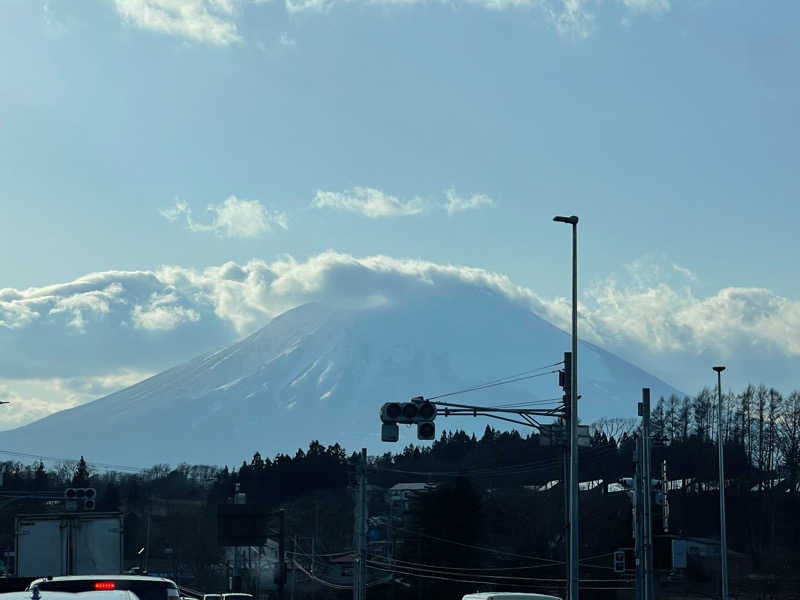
[27,577,176,589]
[2,592,139,600]
[462,594,561,600]
[389,483,434,492]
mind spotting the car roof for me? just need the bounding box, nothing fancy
[3,592,139,600]
[28,577,177,589]
[462,594,562,600]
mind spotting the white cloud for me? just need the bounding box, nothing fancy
[443,188,495,215]
[132,293,201,330]
[113,0,242,46]
[279,32,297,47]
[284,0,595,39]
[0,370,154,431]
[619,0,670,14]
[3,251,800,401]
[313,187,425,218]
[161,196,288,238]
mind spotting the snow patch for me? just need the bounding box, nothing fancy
[290,359,320,387]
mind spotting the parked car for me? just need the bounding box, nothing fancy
[26,576,179,600]
[202,594,253,600]
[1,591,139,600]
[462,594,562,600]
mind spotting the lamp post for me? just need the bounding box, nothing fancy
[713,365,728,600]
[554,215,578,600]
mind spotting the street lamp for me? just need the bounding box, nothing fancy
[713,365,728,600]
[554,215,578,600]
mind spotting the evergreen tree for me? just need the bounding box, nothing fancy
[72,456,90,486]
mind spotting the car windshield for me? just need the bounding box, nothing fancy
[35,581,175,600]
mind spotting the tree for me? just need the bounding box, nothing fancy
[72,456,90,486]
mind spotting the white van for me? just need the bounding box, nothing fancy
[462,594,561,600]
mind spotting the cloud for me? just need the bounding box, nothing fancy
[3,251,800,401]
[0,370,154,431]
[619,0,670,14]
[161,196,288,237]
[113,0,242,46]
[313,187,425,218]
[443,188,495,215]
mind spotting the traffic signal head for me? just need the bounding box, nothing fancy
[380,398,437,425]
[381,422,399,442]
[65,488,96,510]
[380,397,437,442]
[417,422,435,440]
[380,403,402,422]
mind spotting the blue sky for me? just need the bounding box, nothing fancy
[1,0,799,430]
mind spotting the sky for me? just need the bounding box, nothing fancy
[1,0,799,435]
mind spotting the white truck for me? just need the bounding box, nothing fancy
[15,513,124,577]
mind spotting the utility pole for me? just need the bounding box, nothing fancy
[641,389,654,600]
[633,434,643,600]
[560,351,572,595]
[278,509,286,600]
[714,366,729,600]
[662,460,669,534]
[291,537,297,600]
[354,448,368,600]
[553,214,579,600]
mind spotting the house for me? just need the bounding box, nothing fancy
[387,483,436,514]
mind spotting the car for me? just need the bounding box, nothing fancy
[202,594,253,600]
[1,592,139,600]
[26,576,180,600]
[462,594,562,600]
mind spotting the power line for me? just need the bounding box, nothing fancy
[393,526,562,564]
[427,370,560,401]
[0,449,148,473]
[369,555,563,572]
[367,563,632,591]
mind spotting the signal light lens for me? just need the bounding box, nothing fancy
[76,489,86,498]
[385,403,401,420]
[417,402,435,420]
[95,583,116,590]
[66,489,76,499]
[417,422,435,440]
[402,403,418,420]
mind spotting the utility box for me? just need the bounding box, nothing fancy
[15,512,124,577]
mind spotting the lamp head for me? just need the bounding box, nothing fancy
[553,215,579,225]
[713,366,726,373]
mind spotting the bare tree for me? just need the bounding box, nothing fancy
[778,391,800,496]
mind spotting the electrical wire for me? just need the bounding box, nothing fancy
[367,563,632,591]
[0,449,148,473]
[427,370,560,401]
[368,554,564,572]
[392,527,562,564]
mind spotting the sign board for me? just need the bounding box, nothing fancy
[671,539,688,569]
[217,504,269,547]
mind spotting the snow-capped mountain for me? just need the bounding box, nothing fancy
[0,288,681,467]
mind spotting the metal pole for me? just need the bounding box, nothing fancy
[633,434,642,600]
[569,218,579,600]
[278,509,286,600]
[714,366,729,600]
[360,448,368,600]
[554,214,579,600]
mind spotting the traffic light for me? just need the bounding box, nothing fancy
[65,487,96,510]
[558,352,572,396]
[613,550,626,573]
[379,396,437,442]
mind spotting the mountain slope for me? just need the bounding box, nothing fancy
[0,289,681,466]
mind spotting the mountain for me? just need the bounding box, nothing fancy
[0,288,682,467]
